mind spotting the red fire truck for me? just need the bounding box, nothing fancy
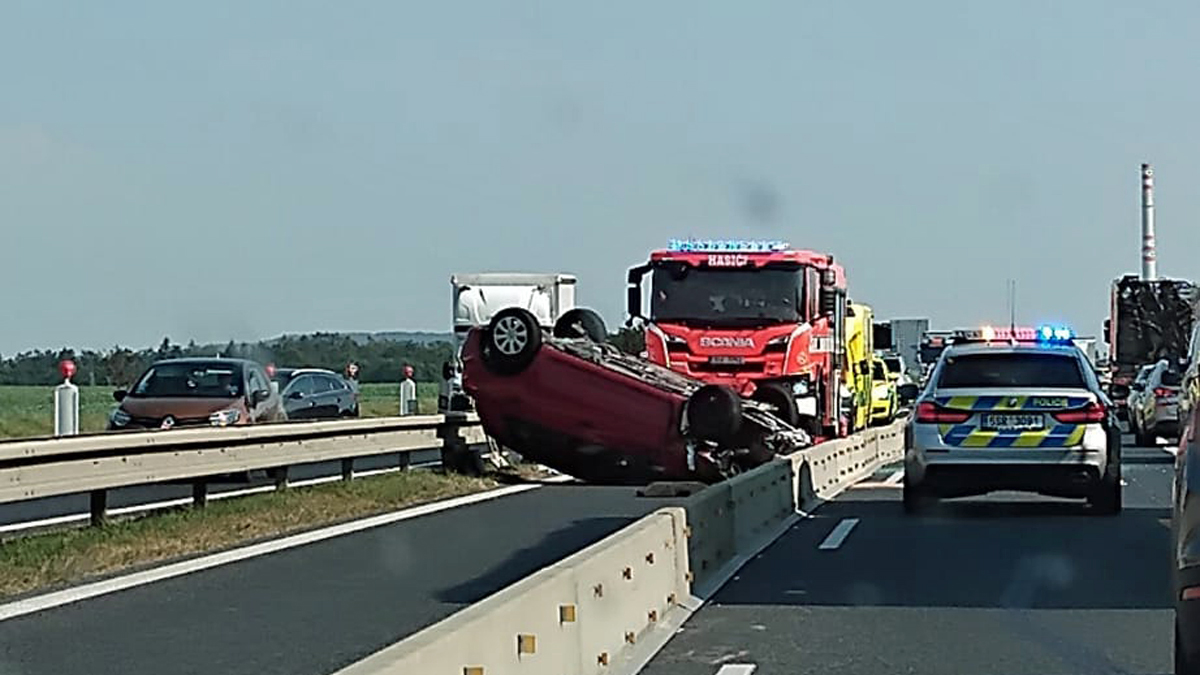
[627,239,848,438]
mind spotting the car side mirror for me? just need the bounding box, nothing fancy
[251,389,271,405]
[626,285,642,320]
[897,383,920,403]
[287,390,305,401]
[113,390,128,402]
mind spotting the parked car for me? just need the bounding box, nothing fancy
[1128,359,1183,445]
[462,306,810,484]
[108,358,286,430]
[272,368,360,420]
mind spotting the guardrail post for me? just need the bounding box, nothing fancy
[192,480,208,509]
[272,467,290,490]
[398,451,411,472]
[89,489,107,527]
[438,416,470,474]
[341,458,354,481]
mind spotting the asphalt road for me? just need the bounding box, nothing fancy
[642,442,1177,675]
[0,451,442,531]
[0,483,682,675]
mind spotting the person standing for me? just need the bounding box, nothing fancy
[399,364,417,415]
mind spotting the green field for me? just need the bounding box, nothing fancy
[0,383,439,440]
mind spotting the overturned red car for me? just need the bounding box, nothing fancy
[462,307,811,484]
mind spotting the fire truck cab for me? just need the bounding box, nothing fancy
[627,239,848,438]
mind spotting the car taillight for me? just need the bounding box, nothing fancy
[1154,387,1176,397]
[1053,402,1105,423]
[915,401,970,423]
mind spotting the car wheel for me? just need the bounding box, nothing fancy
[903,472,931,515]
[1134,418,1152,446]
[481,307,544,375]
[687,384,743,444]
[1089,455,1122,516]
[552,308,607,342]
[1179,617,1200,675]
[751,382,799,426]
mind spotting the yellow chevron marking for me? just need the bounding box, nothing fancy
[1011,432,1047,447]
[961,431,997,447]
[947,396,976,409]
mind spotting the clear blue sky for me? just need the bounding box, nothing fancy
[3,1,1199,354]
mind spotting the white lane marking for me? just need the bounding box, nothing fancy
[0,463,445,535]
[716,665,757,675]
[884,469,904,485]
[0,482,543,622]
[818,518,859,551]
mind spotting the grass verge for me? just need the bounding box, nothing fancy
[0,469,498,600]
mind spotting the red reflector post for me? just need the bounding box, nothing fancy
[916,401,970,424]
[1053,402,1106,424]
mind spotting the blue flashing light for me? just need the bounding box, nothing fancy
[1036,324,1075,343]
[952,324,1075,345]
[666,238,790,253]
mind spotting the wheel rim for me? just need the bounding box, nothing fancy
[493,316,528,355]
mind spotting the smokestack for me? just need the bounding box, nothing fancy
[1141,163,1157,280]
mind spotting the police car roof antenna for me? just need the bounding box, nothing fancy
[1008,279,1017,346]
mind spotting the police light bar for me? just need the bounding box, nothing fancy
[952,325,1075,344]
[666,238,790,253]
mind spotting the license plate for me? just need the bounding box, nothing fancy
[710,356,745,365]
[981,413,1043,431]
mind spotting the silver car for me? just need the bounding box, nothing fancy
[1128,358,1183,445]
[904,339,1122,514]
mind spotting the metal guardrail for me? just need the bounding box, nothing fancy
[0,413,486,526]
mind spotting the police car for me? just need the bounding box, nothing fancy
[904,325,1121,515]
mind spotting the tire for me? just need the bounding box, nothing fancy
[751,382,799,426]
[1089,443,1122,516]
[903,472,931,515]
[1179,617,1200,675]
[553,308,607,342]
[481,307,543,375]
[687,384,743,444]
[1133,416,1152,447]
[796,414,822,438]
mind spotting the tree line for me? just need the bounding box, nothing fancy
[0,335,455,387]
[0,328,647,387]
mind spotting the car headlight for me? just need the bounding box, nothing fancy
[664,334,687,345]
[110,409,130,427]
[209,409,241,427]
[792,378,810,396]
[766,335,789,346]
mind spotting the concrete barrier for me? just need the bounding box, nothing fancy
[335,421,908,675]
[335,508,690,675]
[679,483,734,596]
[729,459,794,552]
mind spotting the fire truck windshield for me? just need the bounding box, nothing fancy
[650,266,803,326]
